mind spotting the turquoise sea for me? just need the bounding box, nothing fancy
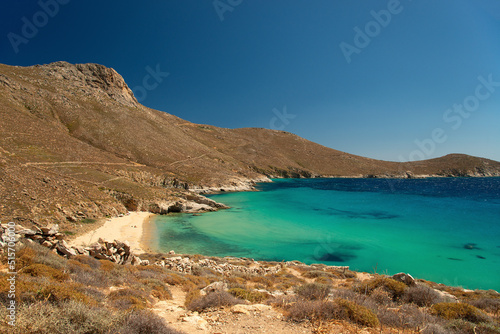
[151,178,500,291]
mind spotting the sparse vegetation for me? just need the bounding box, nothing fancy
[285,298,379,327]
[1,239,499,333]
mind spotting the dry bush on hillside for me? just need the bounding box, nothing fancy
[140,278,173,300]
[108,288,151,310]
[355,277,407,301]
[286,298,380,328]
[186,291,244,312]
[469,298,500,315]
[228,287,270,303]
[119,309,184,334]
[22,263,69,282]
[296,283,331,301]
[403,284,446,307]
[431,302,491,324]
[302,270,337,279]
[0,300,122,334]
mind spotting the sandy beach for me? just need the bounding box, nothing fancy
[69,211,155,254]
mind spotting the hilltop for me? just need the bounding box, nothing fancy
[0,61,499,229]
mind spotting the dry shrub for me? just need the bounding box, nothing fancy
[226,275,252,287]
[286,299,379,328]
[0,300,122,334]
[297,283,331,301]
[98,259,117,272]
[37,281,95,305]
[248,275,272,287]
[142,279,172,300]
[398,304,436,329]
[72,255,102,269]
[79,286,106,303]
[446,319,500,334]
[16,246,37,268]
[68,260,110,288]
[25,242,68,270]
[12,277,95,305]
[421,323,449,334]
[68,259,92,271]
[21,263,69,282]
[286,299,336,322]
[228,288,269,303]
[469,298,500,315]
[403,284,445,306]
[356,277,407,300]
[335,298,380,328]
[136,264,166,274]
[445,319,479,334]
[108,288,151,310]
[186,291,244,312]
[302,270,337,279]
[370,287,393,305]
[182,274,210,291]
[184,289,201,308]
[119,309,184,334]
[369,303,434,330]
[191,264,220,279]
[324,267,357,279]
[314,277,334,286]
[431,302,491,324]
[267,270,305,291]
[163,272,185,286]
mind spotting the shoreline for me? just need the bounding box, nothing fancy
[140,213,158,254]
[68,211,155,254]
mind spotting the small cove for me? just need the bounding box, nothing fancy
[151,177,500,291]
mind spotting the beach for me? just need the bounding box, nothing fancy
[69,211,155,254]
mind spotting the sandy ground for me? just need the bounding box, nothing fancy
[68,212,155,254]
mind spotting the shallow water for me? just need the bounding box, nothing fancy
[151,177,500,291]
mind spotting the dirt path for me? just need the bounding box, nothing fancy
[151,285,314,334]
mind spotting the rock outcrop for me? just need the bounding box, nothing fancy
[1,222,148,266]
[152,256,283,276]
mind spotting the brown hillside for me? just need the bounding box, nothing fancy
[0,61,499,227]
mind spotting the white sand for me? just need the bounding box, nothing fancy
[69,212,154,254]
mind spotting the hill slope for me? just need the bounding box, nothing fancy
[1,61,499,227]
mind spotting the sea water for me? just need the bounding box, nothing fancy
[151,177,500,291]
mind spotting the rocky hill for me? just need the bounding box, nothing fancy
[1,61,499,228]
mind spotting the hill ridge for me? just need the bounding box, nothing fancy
[0,61,499,227]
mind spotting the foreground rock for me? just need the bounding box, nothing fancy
[1,222,149,265]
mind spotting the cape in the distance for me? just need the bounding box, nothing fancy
[0,61,499,226]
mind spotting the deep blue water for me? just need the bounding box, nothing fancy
[151,177,500,291]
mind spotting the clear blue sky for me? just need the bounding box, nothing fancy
[1,0,499,162]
